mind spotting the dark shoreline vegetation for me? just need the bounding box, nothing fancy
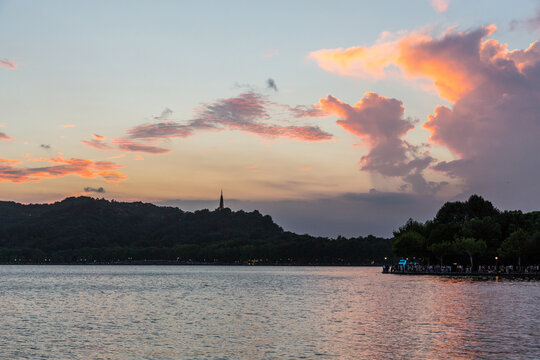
[0,196,390,265]
[390,194,540,275]
[0,194,539,267]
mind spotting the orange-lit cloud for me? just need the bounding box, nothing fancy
[26,157,48,162]
[0,58,16,70]
[62,124,75,128]
[134,155,144,161]
[245,165,257,169]
[0,156,127,183]
[310,26,503,102]
[92,134,106,140]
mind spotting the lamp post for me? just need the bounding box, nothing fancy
[495,256,498,274]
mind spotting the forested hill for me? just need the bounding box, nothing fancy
[0,196,391,264]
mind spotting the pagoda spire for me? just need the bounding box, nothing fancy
[218,189,224,210]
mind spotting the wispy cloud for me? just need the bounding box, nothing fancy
[0,58,16,70]
[0,156,127,183]
[510,7,540,32]
[82,139,115,150]
[115,140,170,154]
[84,91,333,155]
[128,93,330,142]
[0,132,11,140]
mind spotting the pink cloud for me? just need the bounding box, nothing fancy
[0,156,127,183]
[115,140,170,154]
[82,139,115,150]
[316,25,540,205]
[431,0,449,13]
[124,92,332,144]
[84,91,332,157]
[82,137,169,154]
[418,31,540,205]
[320,93,441,194]
[127,122,194,139]
[191,92,332,141]
[0,132,11,140]
[0,59,16,70]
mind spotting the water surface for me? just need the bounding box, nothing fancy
[0,266,538,359]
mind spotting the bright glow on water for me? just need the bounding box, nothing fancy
[0,266,538,359]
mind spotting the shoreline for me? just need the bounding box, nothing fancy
[0,262,382,266]
[385,271,540,280]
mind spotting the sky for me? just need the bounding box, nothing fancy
[1,0,540,237]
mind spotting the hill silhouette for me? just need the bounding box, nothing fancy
[0,196,391,264]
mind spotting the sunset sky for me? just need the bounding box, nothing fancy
[1,0,540,237]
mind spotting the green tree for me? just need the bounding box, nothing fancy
[392,231,426,259]
[454,237,486,269]
[498,229,529,266]
[428,241,453,267]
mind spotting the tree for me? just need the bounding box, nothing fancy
[392,231,426,259]
[428,241,453,267]
[454,237,487,269]
[498,229,529,266]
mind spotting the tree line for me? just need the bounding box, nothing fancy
[0,196,391,264]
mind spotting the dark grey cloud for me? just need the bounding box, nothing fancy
[40,144,51,149]
[0,132,10,140]
[510,7,540,31]
[266,78,278,91]
[154,108,173,120]
[84,186,105,193]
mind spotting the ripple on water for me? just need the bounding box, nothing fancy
[0,266,539,359]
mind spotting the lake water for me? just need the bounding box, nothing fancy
[0,266,538,359]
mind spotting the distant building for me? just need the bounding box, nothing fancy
[217,190,224,210]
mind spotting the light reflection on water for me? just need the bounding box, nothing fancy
[0,266,538,359]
